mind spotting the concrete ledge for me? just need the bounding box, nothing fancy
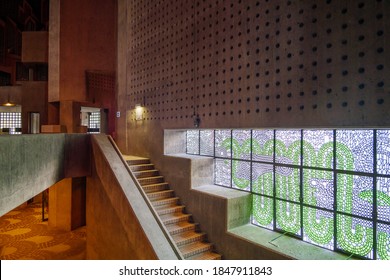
[229,225,347,260]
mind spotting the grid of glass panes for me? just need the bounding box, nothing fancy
[88,111,100,134]
[0,112,21,134]
[186,129,390,259]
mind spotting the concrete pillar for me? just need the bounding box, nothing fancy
[48,177,86,231]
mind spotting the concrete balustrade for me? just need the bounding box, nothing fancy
[0,133,90,217]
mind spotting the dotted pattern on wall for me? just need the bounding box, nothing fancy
[86,70,115,102]
[125,0,389,127]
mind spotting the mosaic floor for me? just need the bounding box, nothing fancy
[0,202,86,260]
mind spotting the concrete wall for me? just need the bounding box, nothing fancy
[0,134,90,217]
[116,0,389,158]
[22,31,48,63]
[21,81,47,134]
[87,135,179,260]
[115,0,389,259]
[48,0,117,136]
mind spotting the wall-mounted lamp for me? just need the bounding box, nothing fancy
[1,94,16,107]
[135,104,143,121]
[193,114,201,128]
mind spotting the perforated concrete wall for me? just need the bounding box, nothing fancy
[117,0,389,155]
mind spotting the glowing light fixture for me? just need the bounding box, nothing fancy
[1,94,16,107]
[135,104,143,121]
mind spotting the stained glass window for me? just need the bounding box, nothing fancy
[186,130,199,154]
[185,128,390,259]
[336,215,373,258]
[303,207,334,250]
[215,130,231,158]
[232,160,250,191]
[377,130,390,175]
[336,130,373,173]
[303,170,334,210]
[215,158,230,187]
[252,195,274,230]
[252,162,273,196]
[377,177,390,222]
[303,130,333,168]
[377,223,390,260]
[337,175,373,219]
[232,130,251,160]
[252,129,273,163]
[200,130,214,156]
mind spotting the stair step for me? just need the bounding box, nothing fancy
[123,155,222,260]
[129,163,155,172]
[179,241,213,259]
[126,158,150,165]
[151,197,179,207]
[134,170,159,179]
[171,231,206,246]
[142,183,169,193]
[187,251,222,260]
[166,221,198,235]
[147,190,174,201]
[155,205,185,215]
[160,212,191,225]
[137,176,164,186]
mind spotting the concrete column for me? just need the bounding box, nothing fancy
[48,178,72,231]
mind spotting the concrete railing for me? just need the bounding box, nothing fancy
[0,133,91,217]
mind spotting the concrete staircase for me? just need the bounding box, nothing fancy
[126,156,221,260]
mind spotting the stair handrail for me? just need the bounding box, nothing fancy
[107,135,184,259]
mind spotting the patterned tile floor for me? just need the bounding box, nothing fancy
[0,202,86,260]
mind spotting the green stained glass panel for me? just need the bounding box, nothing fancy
[232,160,250,191]
[275,130,301,165]
[336,214,373,259]
[252,162,273,196]
[302,130,333,168]
[377,177,390,222]
[252,129,274,163]
[232,130,251,160]
[303,207,334,250]
[303,169,334,210]
[337,174,373,219]
[252,195,273,230]
[275,167,300,202]
[275,199,301,235]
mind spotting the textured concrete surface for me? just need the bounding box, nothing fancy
[0,134,65,217]
[0,134,91,218]
[22,31,48,63]
[87,134,179,259]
